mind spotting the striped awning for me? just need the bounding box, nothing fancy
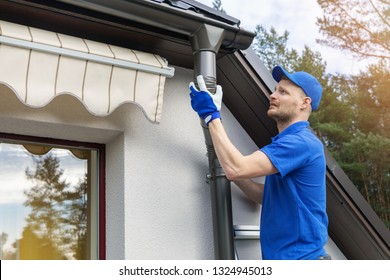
[0,20,174,123]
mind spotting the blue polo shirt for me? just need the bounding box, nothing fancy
[260,121,328,260]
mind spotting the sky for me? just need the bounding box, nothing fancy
[197,0,368,75]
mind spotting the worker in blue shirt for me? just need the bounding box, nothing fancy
[189,66,330,260]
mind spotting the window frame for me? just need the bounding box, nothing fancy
[0,132,106,260]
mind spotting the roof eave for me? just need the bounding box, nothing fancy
[56,0,255,51]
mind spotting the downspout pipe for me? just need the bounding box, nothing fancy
[190,24,235,260]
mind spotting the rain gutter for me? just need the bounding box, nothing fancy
[56,0,256,260]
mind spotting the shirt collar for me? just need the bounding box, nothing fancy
[271,121,309,141]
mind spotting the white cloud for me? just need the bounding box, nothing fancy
[0,144,87,205]
[0,177,30,204]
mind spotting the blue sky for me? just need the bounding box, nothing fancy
[197,0,368,75]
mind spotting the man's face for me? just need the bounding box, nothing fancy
[267,79,308,123]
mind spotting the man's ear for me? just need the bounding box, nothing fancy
[301,97,312,110]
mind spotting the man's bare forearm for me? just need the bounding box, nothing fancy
[234,179,264,204]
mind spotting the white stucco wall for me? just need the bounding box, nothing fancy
[0,66,345,260]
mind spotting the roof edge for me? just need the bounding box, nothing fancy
[56,0,256,51]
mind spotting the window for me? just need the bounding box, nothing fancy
[0,133,105,260]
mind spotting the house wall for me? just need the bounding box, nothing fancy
[0,66,345,260]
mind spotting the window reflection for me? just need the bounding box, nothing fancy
[0,141,99,259]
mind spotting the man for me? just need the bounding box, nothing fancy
[189,66,329,260]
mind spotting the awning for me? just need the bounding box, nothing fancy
[0,20,174,123]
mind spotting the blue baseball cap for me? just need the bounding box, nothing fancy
[272,66,323,111]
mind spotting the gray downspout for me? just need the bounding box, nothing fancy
[190,24,235,260]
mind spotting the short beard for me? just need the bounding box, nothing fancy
[267,110,293,125]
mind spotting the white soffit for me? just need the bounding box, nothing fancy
[0,20,175,123]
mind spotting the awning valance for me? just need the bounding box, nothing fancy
[0,20,174,123]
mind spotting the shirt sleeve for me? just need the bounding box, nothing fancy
[260,134,310,177]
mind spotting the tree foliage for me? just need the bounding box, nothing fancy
[252,25,298,72]
[24,155,69,241]
[350,61,390,137]
[15,154,88,259]
[341,132,390,226]
[316,2,390,223]
[316,0,390,60]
